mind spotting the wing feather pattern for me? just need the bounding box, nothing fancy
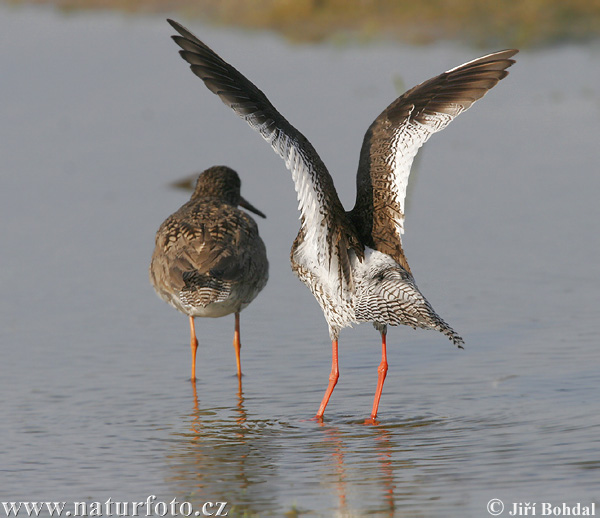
[351,50,517,270]
[167,19,361,295]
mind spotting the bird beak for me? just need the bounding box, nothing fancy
[239,196,266,219]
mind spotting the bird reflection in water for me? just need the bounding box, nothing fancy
[189,379,247,434]
[317,423,397,517]
[166,382,281,516]
[168,384,438,516]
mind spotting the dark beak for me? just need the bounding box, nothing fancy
[239,196,266,219]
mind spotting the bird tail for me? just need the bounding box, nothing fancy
[355,265,464,348]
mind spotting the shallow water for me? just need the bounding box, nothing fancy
[1,5,600,517]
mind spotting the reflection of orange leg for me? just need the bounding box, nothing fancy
[370,332,388,420]
[191,378,199,411]
[189,316,198,381]
[236,378,246,425]
[233,312,242,379]
[316,340,339,419]
[189,378,201,438]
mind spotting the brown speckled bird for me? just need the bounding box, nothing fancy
[150,165,268,381]
[166,18,516,419]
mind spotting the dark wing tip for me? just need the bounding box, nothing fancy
[461,49,519,67]
[167,18,191,39]
[494,48,519,60]
[168,19,213,54]
[450,332,465,349]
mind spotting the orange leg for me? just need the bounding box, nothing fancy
[316,339,339,419]
[370,332,388,420]
[233,312,242,379]
[189,316,198,381]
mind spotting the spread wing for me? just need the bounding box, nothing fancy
[167,19,362,295]
[351,50,517,269]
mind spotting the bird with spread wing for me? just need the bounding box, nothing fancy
[167,18,517,420]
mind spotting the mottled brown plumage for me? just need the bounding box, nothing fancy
[352,51,517,273]
[166,19,516,419]
[150,165,268,381]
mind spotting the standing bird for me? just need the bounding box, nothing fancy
[150,166,269,382]
[167,19,516,419]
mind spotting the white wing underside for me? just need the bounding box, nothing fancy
[354,49,518,256]
[242,108,352,301]
[246,116,334,266]
[166,19,343,282]
[388,105,466,237]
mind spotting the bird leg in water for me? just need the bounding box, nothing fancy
[316,339,339,419]
[233,312,242,378]
[189,316,199,381]
[370,331,388,420]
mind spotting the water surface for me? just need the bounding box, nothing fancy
[1,5,599,517]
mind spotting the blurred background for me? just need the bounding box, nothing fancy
[6,0,600,46]
[2,1,599,517]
